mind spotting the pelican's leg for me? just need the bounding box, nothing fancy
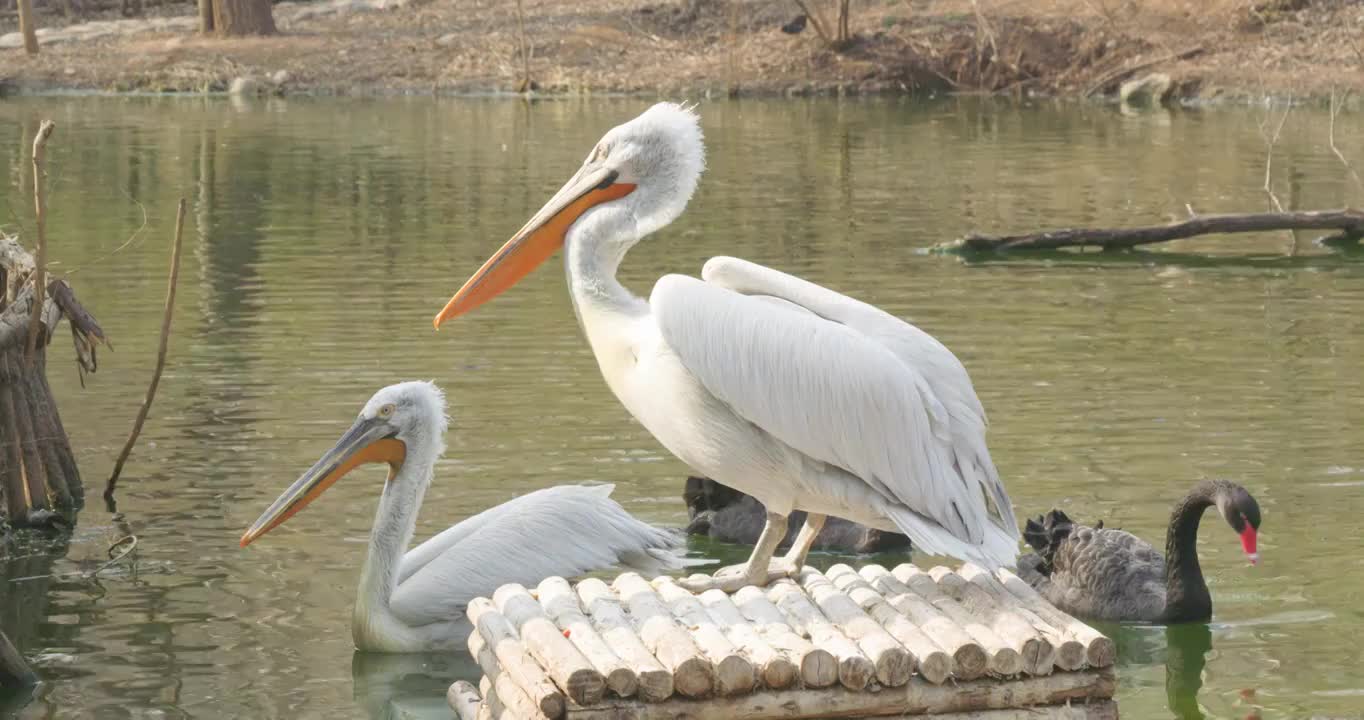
[779,513,826,571]
[680,512,788,592]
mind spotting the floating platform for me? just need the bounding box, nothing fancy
[447,562,1118,719]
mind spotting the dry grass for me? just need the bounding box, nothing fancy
[2,0,1362,98]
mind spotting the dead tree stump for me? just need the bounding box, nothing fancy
[0,233,105,530]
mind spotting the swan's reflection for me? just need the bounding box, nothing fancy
[1165,623,1213,720]
[351,650,481,720]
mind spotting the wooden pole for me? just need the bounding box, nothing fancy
[612,573,713,698]
[493,584,605,706]
[652,577,755,696]
[958,564,1085,671]
[16,0,39,54]
[467,597,565,718]
[24,121,54,366]
[562,668,1116,720]
[825,564,951,684]
[468,631,553,720]
[447,680,481,720]
[696,588,798,690]
[797,568,913,687]
[105,198,186,506]
[930,566,1055,675]
[768,579,874,690]
[732,584,837,688]
[994,569,1116,668]
[859,565,989,680]
[892,565,1023,676]
[537,576,638,699]
[574,578,674,702]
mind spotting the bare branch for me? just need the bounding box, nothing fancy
[25,121,55,366]
[106,198,187,507]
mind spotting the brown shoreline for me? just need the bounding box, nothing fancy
[2,0,1362,102]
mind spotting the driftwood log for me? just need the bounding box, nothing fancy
[0,233,106,529]
[939,208,1364,253]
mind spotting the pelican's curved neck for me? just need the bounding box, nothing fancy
[355,437,437,619]
[564,217,646,318]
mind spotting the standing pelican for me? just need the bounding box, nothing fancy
[433,103,1019,591]
[240,381,681,651]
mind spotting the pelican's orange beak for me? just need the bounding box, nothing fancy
[239,417,406,547]
[433,164,635,328]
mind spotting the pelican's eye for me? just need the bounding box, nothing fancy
[378,404,395,418]
[591,144,609,163]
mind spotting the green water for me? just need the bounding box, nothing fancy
[1,96,1362,719]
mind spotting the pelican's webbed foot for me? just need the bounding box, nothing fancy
[677,558,802,593]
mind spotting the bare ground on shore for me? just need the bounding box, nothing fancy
[2,0,1363,101]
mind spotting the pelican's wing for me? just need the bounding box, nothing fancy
[389,484,681,627]
[653,259,1018,569]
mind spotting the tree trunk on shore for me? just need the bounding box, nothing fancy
[212,0,276,36]
[198,0,215,33]
[16,0,39,55]
[0,235,104,529]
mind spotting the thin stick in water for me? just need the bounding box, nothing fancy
[25,120,55,366]
[105,198,187,507]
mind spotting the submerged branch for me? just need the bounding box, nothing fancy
[939,209,1364,253]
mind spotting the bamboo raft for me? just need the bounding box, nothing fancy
[447,562,1118,719]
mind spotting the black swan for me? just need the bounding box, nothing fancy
[683,477,912,555]
[1017,479,1261,623]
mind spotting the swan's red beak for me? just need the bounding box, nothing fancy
[1239,526,1258,565]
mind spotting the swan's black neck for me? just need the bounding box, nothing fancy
[1161,481,1222,623]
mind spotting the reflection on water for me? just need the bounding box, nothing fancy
[351,652,482,720]
[0,96,1362,719]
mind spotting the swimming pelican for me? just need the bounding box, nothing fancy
[432,103,1020,591]
[239,381,681,652]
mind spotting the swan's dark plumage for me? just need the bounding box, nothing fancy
[1018,480,1261,624]
[683,477,911,555]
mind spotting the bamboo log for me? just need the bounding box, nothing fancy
[797,567,913,686]
[651,577,755,696]
[494,584,605,706]
[959,564,1085,671]
[447,680,482,720]
[891,565,1023,675]
[859,565,989,680]
[732,585,837,688]
[537,576,637,698]
[697,589,798,689]
[575,578,674,702]
[849,703,1118,720]
[995,568,1116,667]
[940,208,1364,253]
[469,627,555,720]
[610,573,713,698]
[467,597,565,718]
[826,564,951,684]
[930,566,1055,675]
[563,667,1116,720]
[767,578,875,690]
